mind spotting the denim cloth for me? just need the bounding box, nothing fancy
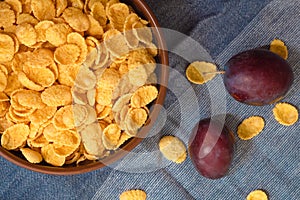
[1,0,299,199]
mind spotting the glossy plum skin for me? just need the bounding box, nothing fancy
[189,118,235,179]
[224,49,294,105]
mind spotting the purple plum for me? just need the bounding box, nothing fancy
[189,118,235,179]
[224,49,293,105]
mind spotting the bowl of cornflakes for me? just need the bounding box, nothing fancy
[0,0,169,175]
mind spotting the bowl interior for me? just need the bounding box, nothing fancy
[0,0,169,175]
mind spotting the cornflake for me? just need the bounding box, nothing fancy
[119,189,147,200]
[80,123,105,157]
[45,23,72,47]
[246,190,268,200]
[104,29,129,58]
[23,66,56,87]
[0,71,8,92]
[41,144,65,166]
[55,0,68,17]
[102,123,122,150]
[54,44,81,65]
[1,124,29,150]
[186,61,217,84]
[29,106,56,125]
[124,13,140,48]
[31,0,55,21]
[67,32,88,65]
[0,8,15,28]
[0,101,10,118]
[107,3,129,31]
[0,33,15,62]
[272,103,298,126]
[125,108,148,136]
[269,39,288,60]
[15,23,37,46]
[20,148,43,163]
[41,85,72,106]
[16,13,39,25]
[62,7,90,32]
[159,135,187,164]
[5,0,22,16]
[90,2,107,27]
[131,85,158,108]
[237,116,265,140]
[132,21,152,44]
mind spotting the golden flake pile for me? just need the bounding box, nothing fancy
[0,0,159,166]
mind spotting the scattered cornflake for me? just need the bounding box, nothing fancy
[272,103,298,126]
[186,61,217,84]
[117,132,131,147]
[97,67,120,89]
[237,116,265,140]
[269,39,288,60]
[159,135,187,164]
[246,190,268,200]
[4,72,23,95]
[119,189,147,200]
[0,92,9,102]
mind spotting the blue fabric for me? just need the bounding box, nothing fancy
[1,0,299,199]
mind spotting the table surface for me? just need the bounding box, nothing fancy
[1,0,299,199]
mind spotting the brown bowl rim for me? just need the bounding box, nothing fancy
[0,0,169,175]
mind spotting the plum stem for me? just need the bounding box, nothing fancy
[203,71,226,76]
